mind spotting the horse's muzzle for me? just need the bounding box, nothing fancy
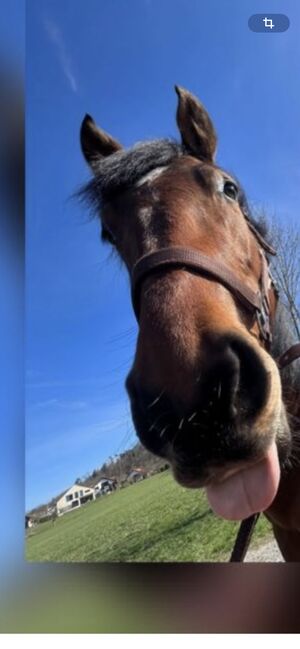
[126,334,272,471]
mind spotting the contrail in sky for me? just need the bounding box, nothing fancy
[44,17,78,93]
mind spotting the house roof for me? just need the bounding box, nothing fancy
[88,476,114,487]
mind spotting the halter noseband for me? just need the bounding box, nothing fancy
[131,232,276,346]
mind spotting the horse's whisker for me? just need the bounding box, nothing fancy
[159,425,170,438]
[147,390,165,410]
[148,411,170,433]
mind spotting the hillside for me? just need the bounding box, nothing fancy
[28,442,168,518]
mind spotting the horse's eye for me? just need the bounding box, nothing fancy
[223,181,239,201]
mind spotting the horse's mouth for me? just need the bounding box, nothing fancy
[129,375,290,521]
[170,441,281,521]
[171,451,263,490]
[172,459,255,489]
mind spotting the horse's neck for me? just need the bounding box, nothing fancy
[271,303,300,435]
[282,377,300,428]
[265,304,300,538]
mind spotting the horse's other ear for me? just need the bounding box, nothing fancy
[175,86,217,162]
[80,114,122,171]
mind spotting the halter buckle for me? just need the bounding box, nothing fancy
[257,296,272,344]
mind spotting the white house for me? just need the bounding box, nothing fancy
[25,515,35,529]
[56,484,96,516]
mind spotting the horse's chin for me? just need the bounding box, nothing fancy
[171,460,253,490]
[171,452,269,490]
[171,415,292,490]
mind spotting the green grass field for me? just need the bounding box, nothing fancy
[26,470,272,562]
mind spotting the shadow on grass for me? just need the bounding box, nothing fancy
[104,508,213,562]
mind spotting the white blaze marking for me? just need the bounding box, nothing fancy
[139,206,153,227]
[135,166,167,187]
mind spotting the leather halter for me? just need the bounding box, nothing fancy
[277,343,300,370]
[131,229,276,345]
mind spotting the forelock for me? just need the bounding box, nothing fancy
[79,139,184,211]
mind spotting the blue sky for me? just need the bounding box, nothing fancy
[26,0,300,510]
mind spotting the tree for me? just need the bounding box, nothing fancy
[270,220,300,339]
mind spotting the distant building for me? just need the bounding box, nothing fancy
[94,478,117,496]
[127,469,147,484]
[56,484,95,516]
[25,515,34,529]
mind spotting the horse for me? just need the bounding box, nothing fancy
[79,86,300,561]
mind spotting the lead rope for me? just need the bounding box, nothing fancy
[229,343,300,562]
[230,513,260,562]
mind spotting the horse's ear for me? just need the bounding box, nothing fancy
[80,114,122,172]
[175,86,217,162]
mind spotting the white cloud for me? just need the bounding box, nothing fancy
[44,17,78,93]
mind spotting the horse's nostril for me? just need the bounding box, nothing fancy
[197,337,269,423]
[231,337,269,415]
[199,345,241,422]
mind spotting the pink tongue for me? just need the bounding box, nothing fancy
[206,442,280,521]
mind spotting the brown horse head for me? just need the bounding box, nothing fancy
[80,86,291,520]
